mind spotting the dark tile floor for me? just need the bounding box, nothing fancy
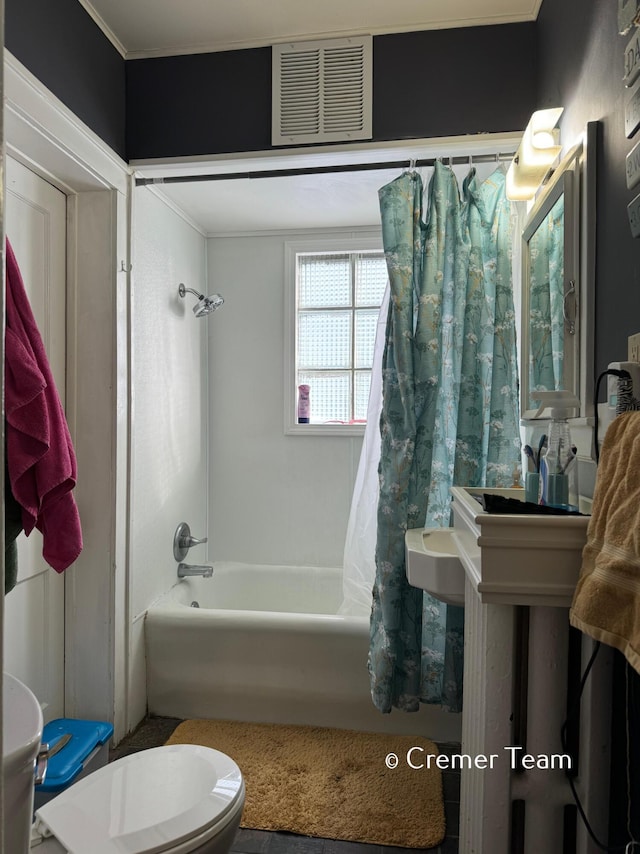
[111,717,460,854]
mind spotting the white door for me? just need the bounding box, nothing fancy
[4,155,68,723]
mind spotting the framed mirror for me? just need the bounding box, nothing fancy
[520,122,596,421]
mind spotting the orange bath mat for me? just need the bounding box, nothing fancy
[166,718,445,848]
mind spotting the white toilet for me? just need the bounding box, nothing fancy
[3,673,45,854]
[31,743,245,853]
[3,671,245,854]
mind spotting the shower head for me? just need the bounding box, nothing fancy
[178,283,224,317]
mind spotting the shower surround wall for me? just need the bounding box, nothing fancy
[129,189,209,729]
[206,230,378,568]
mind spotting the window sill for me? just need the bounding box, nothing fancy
[286,423,366,437]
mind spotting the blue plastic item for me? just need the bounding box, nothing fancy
[36,718,113,793]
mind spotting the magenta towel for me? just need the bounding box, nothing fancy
[5,238,82,572]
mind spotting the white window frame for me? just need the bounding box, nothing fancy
[284,233,384,436]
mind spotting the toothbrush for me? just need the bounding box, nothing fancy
[560,446,579,474]
[537,434,547,472]
[524,445,536,472]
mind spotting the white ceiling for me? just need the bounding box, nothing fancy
[137,136,522,235]
[83,0,535,234]
[156,168,400,236]
[80,0,542,59]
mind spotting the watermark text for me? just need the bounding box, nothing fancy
[384,746,572,771]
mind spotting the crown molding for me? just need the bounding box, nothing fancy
[75,0,127,57]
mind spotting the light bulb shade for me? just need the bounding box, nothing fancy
[506,107,564,200]
[530,130,557,149]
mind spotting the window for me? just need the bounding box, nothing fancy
[285,237,387,434]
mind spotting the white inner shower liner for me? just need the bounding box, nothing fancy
[145,562,461,740]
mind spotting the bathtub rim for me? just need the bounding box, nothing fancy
[147,561,360,620]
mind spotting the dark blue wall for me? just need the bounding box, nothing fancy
[5,0,126,159]
[537,0,640,373]
[536,1,640,841]
[125,24,537,159]
[4,2,536,165]
[372,26,535,143]
[125,48,273,158]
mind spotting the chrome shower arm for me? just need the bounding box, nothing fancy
[178,283,204,300]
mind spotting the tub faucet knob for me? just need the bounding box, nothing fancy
[185,534,208,547]
[173,522,208,561]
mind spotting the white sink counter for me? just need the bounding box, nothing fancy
[450,486,590,607]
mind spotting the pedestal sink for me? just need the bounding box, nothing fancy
[405,527,465,605]
[443,486,609,854]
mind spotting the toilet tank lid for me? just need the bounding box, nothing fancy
[35,744,244,854]
[2,673,43,763]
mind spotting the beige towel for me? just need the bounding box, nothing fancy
[570,412,640,672]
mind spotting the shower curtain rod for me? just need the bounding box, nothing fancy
[135,151,515,187]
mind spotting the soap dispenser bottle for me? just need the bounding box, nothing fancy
[533,390,580,511]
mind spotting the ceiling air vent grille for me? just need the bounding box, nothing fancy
[272,36,372,146]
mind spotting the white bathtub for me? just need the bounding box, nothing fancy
[145,562,461,740]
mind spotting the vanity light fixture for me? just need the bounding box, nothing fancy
[506,107,564,200]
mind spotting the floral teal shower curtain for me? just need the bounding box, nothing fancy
[369,162,521,713]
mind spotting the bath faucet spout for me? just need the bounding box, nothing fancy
[177,563,213,579]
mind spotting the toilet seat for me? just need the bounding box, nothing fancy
[33,744,244,854]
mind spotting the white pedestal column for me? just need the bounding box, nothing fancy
[459,576,516,853]
[459,586,611,853]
